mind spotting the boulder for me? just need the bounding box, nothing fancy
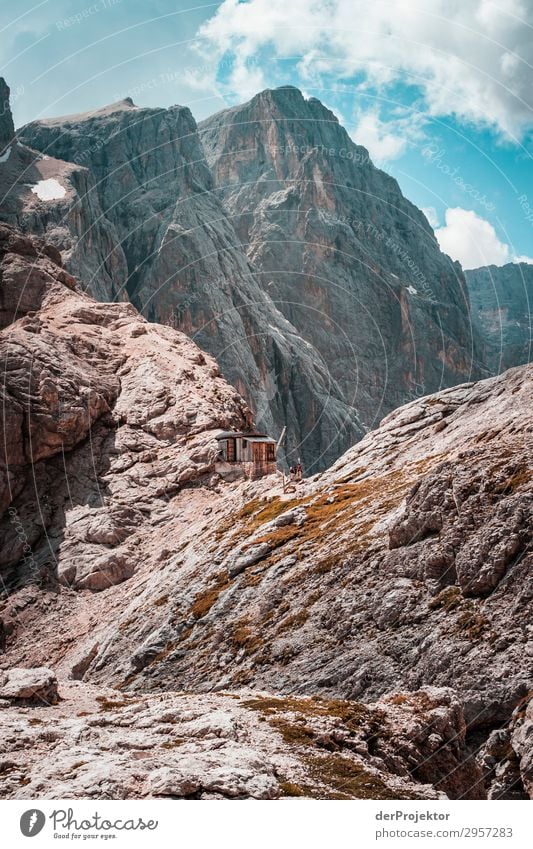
[0,667,59,705]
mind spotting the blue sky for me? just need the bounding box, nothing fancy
[2,0,532,268]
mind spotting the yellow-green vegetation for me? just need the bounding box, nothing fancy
[249,692,411,799]
[214,496,300,541]
[278,780,308,797]
[497,465,532,493]
[252,525,301,549]
[228,617,264,656]
[454,603,488,640]
[243,694,382,729]
[304,753,406,800]
[190,572,230,619]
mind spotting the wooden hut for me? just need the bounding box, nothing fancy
[215,431,277,479]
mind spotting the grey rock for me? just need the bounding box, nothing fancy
[0,78,14,151]
[465,263,533,371]
[228,543,271,577]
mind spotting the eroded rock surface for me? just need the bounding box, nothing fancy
[0,681,482,800]
[0,225,530,801]
[200,87,486,452]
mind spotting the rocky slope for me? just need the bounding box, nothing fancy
[0,222,500,801]
[0,676,482,800]
[0,226,530,798]
[0,222,250,590]
[465,263,533,371]
[19,362,527,731]
[18,92,362,471]
[199,87,486,436]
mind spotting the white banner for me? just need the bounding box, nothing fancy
[1,799,530,849]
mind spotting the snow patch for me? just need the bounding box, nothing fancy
[0,145,11,163]
[31,178,66,200]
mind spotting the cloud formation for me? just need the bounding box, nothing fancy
[199,0,533,138]
[435,207,533,269]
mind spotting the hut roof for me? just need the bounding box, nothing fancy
[215,430,276,443]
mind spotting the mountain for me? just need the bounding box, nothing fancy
[465,263,533,371]
[199,87,486,432]
[0,80,129,301]
[17,84,487,472]
[16,91,363,471]
[0,224,531,798]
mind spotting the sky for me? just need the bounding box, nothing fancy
[1,0,532,269]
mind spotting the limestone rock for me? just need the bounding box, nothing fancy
[0,667,58,705]
[0,224,251,590]
[200,87,486,463]
[0,681,479,799]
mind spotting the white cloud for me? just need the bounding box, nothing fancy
[515,255,533,264]
[350,111,406,164]
[226,57,267,101]
[198,0,533,138]
[422,206,440,228]
[435,208,511,268]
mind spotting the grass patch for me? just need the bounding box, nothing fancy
[305,753,405,799]
[279,780,309,797]
[229,617,264,656]
[191,573,230,619]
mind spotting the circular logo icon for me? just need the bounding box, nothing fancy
[20,810,46,837]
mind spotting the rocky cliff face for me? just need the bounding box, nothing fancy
[200,87,486,436]
[0,78,15,152]
[0,223,250,589]
[18,95,362,471]
[0,227,530,798]
[0,79,128,302]
[465,263,533,371]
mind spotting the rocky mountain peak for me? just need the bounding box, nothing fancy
[0,77,15,152]
[200,85,369,186]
